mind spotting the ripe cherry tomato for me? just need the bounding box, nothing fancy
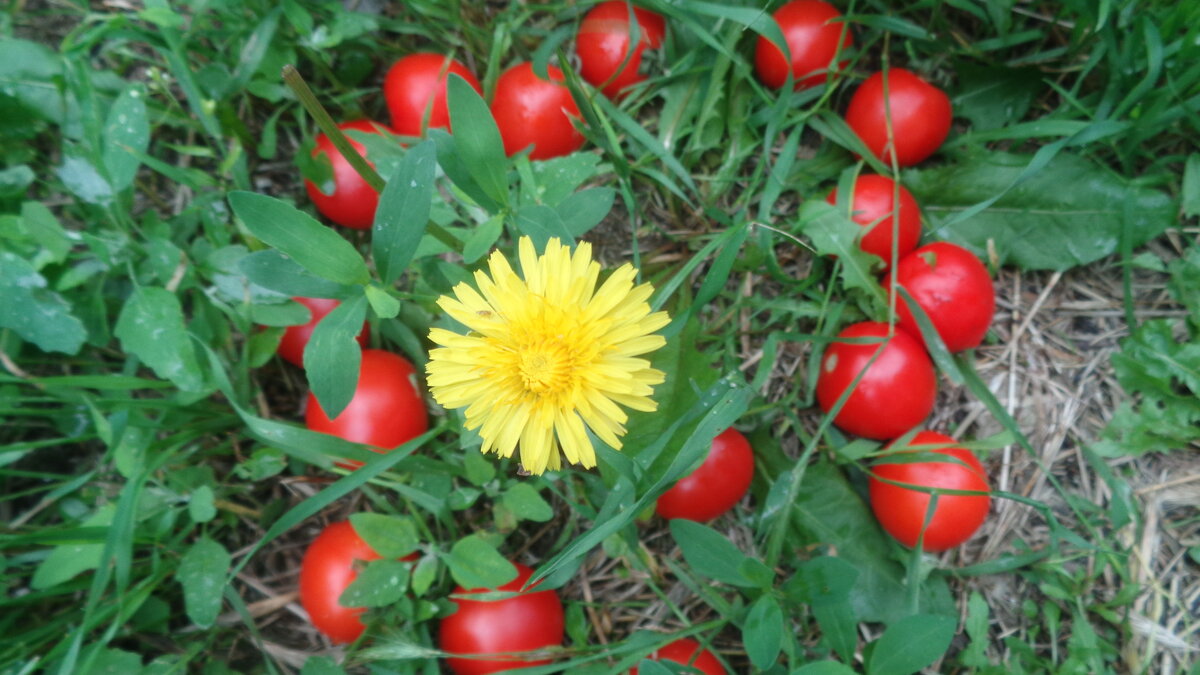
[383,53,483,137]
[576,1,667,99]
[755,0,853,90]
[655,428,755,522]
[631,638,726,675]
[304,120,388,230]
[845,68,952,167]
[439,562,564,675]
[299,520,382,644]
[276,297,368,368]
[825,174,922,267]
[815,321,936,440]
[305,349,429,462]
[491,62,584,161]
[868,430,990,551]
[887,242,995,353]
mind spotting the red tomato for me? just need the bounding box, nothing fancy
[631,638,726,675]
[577,1,667,99]
[845,68,952,166]
[815,321,936,440]
[888,242,996,353]
[276,297,368,368]
[439,562,564,675]
[305,349,428,462]
[491,62,584,161]
[655,428,755,522]
[383,53,483,137]
[868,430,990,551]
[303,120,387,230]
[754,0,853,90]
[825,174,922,267]
[299,521,382,644]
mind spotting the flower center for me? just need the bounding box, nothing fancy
[518,341,574,395]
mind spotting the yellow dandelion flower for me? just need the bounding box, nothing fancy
[426,236,670,475]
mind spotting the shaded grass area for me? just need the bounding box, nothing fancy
[1,1,1198,674]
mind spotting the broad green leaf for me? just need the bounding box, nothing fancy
[501,483,554,523]
[0,38,67,125]
[304,294,367,420]
[792,662,857,675]
[865,614,956,675]
[786,556,859,663]
[0,251,87,354]
[669,520,754,587]
[373,140,438,284]
[239,250,350,299]
[446,75,509,208]
[906,151,1176,270]
[430,129,501,212]
[228,191,369,285]
[792,460,954,623]
[800,200,887,303]
[411,555,438,596]
[463,213,505,264]
[350,513,420,559]
[300,656,346,675]
[445,535,517,590]
[0,164,33,199]
[555,187,615,239]
[364,284,400,318]
[114,286,204,391]
[339,559,411,608]
[31,504,114,590]
[744,594,784,668]
[519,153,603,205]
[188,485,216,523]
[959,592,991,667]
[56,156,114,206]
[516,204,573,250]
[177,537,231,628]
[1183,154,1200,219]
[249,299,311,327]
[103,84,150,191]
[952,63,1043,132]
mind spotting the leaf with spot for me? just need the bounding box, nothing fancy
[0,250,87,354]
[177,537,231,629]
[339,559,411,608]
[114,286,205,391]
[103,84,150,191]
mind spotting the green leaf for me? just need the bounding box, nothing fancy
[0,251,87,354]
[786,556,858,663]
[1183,154,1200,219]
[373,140,438,284]
[0,164,34,199]
[31,504,114,590]
[114,286,204,391]
[792,460,954,623]
[304,294,367,420]
[445,535,517,590]
[0,38,67,125]
[463,213,505,264]
[516,205,573,250]
[792,662,857,675]
[906,151,1176,270]
[446,74,509,208]
[411,555,438,596]
[228,191,369,285]
[959,592,991,667]
[744,594,784,668]
[56,155,114,206]
[501,483,554,523]
[364,284,400,319]
[669,520,754,587]
[299,656,346,675]
[799,200,886,302]
[339,559,411,608]
[177,537,231,628]
[555,187,615,239]
[463,450,496,486]
[239,250,350,298]
[103,84,150,191]
[519,153,603,205]
[349,513,420,559]
[865,614,956,675]
[951,63,1042,132]
[188,485,216,523]
[20,201,71,268]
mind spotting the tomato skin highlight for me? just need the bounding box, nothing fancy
[655,428,755,522]
[815,322,936,440]
[304,349,429,461]
[439,562,565,675]
[577,1,666,98]
[889,242,996,353]
[491,62,584,161]
[826,174,922,267]
[303,120,388,230]
[299,521,382,644]
[868,430,991,551]
[630,637,727,675]
[276,297,368,368]
[383,53,482,137]
[754,0,853,90]
[845,68,952,167]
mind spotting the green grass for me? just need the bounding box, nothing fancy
[1,0,1197,673]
